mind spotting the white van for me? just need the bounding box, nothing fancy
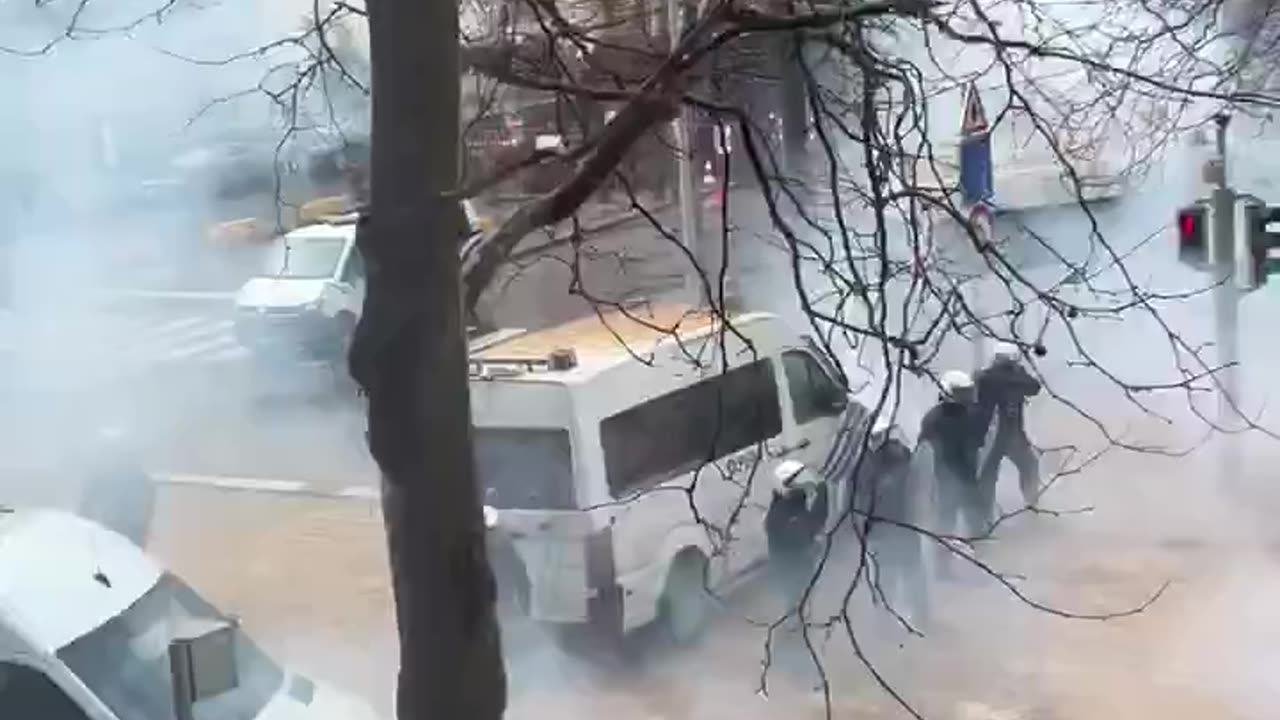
[234,201,489,367]
[474,304,895,648]
[0,507,382,720]
[233,218,364,367]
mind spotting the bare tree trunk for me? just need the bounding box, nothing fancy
[356,0,507,718]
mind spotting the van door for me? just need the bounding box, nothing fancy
[779,347,863,528]
[599,359,785,590]
[710,359,787,576]
[332,243,366,317]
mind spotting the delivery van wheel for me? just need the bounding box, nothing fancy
[330,313,359,399]
[658,551,711,647]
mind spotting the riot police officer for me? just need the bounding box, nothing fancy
[766,460,829,612]
[855,416,930,624]
[975,342,1043,514]
[918,370,986,578]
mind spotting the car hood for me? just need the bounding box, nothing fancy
[254,676,384,720]
[236,277,329,310]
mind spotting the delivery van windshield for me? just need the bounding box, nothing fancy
[266,236,346,279]
[57,573,284,720]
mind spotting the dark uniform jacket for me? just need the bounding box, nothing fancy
[975,363,1042,439]
[918,400,983,482]
[766,482,829,558]
[853,437,915,526]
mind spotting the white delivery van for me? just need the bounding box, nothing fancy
[473,303,899,649]
[0,507,382,720]
[234,201,490,369]
[233,217,364,368]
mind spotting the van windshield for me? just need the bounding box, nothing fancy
[57,573,284,720]
[475,427,576,510]
[265,235,347,279]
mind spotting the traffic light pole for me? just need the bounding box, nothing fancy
[1210,114,1242,482]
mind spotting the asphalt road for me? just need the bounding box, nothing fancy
[147,443,1280,720]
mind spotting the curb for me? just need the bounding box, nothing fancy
[157,473,379,502]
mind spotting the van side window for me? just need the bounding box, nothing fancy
[601,359,782,497]
[783,350,845,424]
[0,663,90,720]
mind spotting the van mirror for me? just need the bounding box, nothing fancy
[169,619,239,720]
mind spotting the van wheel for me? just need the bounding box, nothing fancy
[330,313,359,398]
[658,551,711,647]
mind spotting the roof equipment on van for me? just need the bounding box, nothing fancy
[548,348,578,370]
[468,347,579,379]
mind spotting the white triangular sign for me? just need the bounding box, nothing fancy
[961,83,988,135]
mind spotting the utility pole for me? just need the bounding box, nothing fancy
[957,82,994,373]
[666,0,705,307]
[1208,113,1242,482]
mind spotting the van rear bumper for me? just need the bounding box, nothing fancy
[546,586,625,654]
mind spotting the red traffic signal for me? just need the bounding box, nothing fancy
[1179,211,1197,238]
[1177,204,1209,268]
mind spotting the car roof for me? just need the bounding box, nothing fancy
[469,303,776,384]
[0,509,161,652]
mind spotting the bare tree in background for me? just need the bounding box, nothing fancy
[12,0,1280,718]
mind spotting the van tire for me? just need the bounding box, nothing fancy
[658,551,712,647]
[330,312,359,398]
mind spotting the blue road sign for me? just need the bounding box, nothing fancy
[958,83,993,206]
[959,132,993,205]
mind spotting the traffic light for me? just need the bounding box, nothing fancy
[1176,203,1210,269]
[1241,201,1280,289]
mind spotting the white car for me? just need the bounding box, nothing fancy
[0,507,383,720]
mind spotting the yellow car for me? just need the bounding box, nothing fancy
[207,216,274,246]
[298,195,354,225]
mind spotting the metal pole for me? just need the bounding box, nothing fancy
[968,215,989,373]
[666,0,704,307]
[1210,113,1240,482]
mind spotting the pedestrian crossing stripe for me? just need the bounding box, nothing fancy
[1,311,250,386]
[96,313,248,370]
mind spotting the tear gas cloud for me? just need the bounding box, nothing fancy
[4,1,1280,718]
[0,0,383,709]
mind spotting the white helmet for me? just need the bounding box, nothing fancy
[991,342,1020,364]
[772,459,811,494]
[940,369,974,394]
